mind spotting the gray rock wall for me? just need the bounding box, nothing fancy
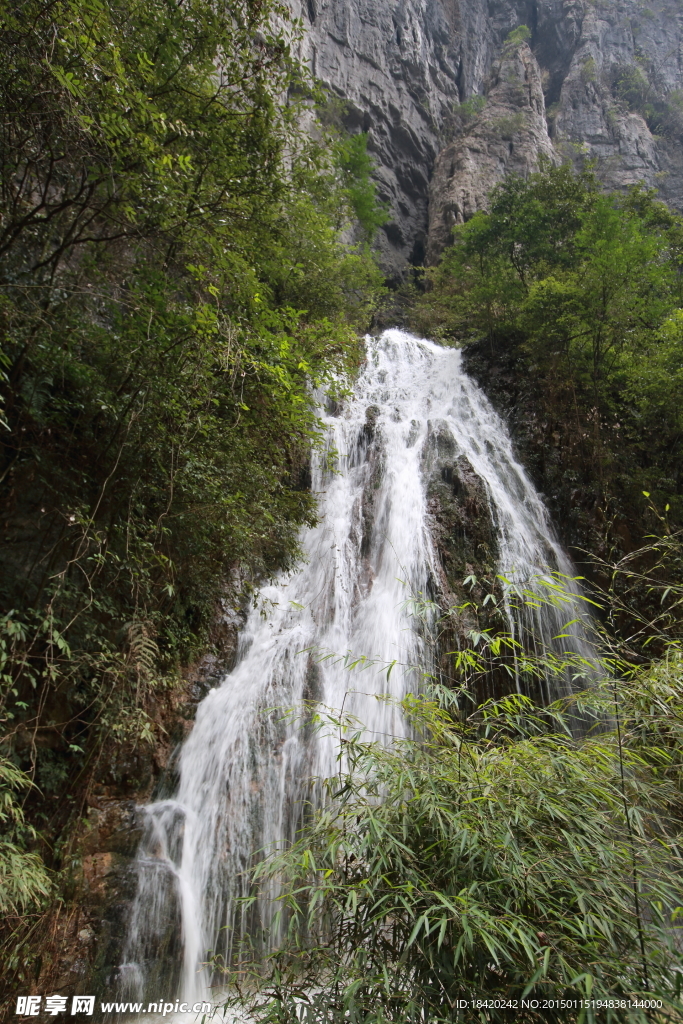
[292,0,462,278]
[550,0,683,211]
[293,0,683,274]
[426,40,558,263]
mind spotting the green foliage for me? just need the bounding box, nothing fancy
[0,0,381,876]
[520,192,675,394]
[218,558,683,1022]
[611,62,683,141]
[459,95,487,120]
[228,676,683,1022]
[334,133,389,240]
[415,164,598,338]
[584,506,683,662]
[504,24,532,48]
[614,64,650,109]
[413,164,683,550]
[492,112,527,139]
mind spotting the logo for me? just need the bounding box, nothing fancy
[15,996,95,1016]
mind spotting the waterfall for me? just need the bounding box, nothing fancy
[119,330,596,1007]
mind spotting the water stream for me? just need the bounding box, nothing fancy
[119,330,595,1007]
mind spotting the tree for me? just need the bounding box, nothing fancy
[0,0,382,908]
[413,167,683,556]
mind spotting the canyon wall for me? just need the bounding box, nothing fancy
[294,0,683,274]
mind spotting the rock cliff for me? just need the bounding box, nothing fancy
[293,0,462,277]
[426,38,557,263]
[294,0,683,273]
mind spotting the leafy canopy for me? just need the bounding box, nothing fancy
[0,0,382,911]
[413,163,683,546]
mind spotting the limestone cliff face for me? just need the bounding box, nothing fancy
[426,40,557,264]
[294,0,683,273]
[292,0,459,278]
[293,0,537,277]
[550,0,683,210]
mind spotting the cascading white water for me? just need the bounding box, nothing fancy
[119,330,595,1008]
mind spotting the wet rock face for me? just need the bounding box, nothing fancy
[421,425,499,603]
[420,426,513,703]
[293,0,683,275]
